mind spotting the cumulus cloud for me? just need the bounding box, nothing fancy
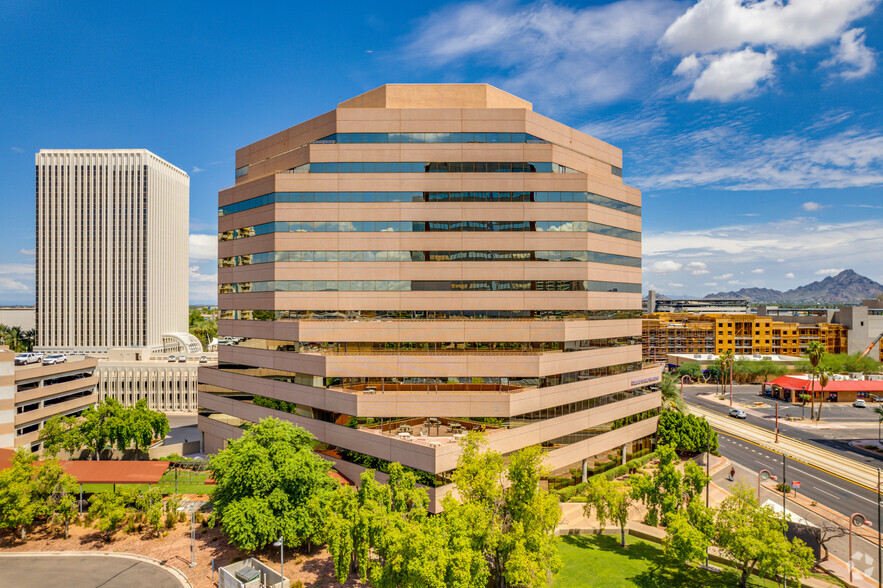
[686,261,709,275]
[822,28,876,79]
[189,234,218,261]
[815,268,845,276]
[648,260,683,273]
[785,272,796,279]
[661,0,877,100]
[751,268,764,274]
[714,273,734,280]
[802,201,823,211]
[668,282,685,288]
[688,48,776,101]
[189,265,217,303]
[0,264,33,302]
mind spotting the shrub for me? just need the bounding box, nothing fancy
[776,483,792,494]
[178,511,187,523]
[626,459,639,473]
[194,511,204,525]
[165,513,176,529]
[125,518,136,534]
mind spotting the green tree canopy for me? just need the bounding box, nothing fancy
[656,412,718,454]
[583,476,633,546]
[630,444,710,527]
[715,484,814,588]
[209,418,337,552]
[675,362,703,380]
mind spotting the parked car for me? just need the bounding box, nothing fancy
[14,353,43,365]
[728,408,748,419]
[199,355,208,364]
[854,399,867,408]
[42,353,67,365]
[870,395,883,402]
[177,355,187,363]
[167,355,176,362]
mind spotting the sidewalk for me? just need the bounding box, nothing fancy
[690,404,883,491]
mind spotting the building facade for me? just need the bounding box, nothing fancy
[0,347,98,452]
[35,149,189,353]
[199,84,661,507]
[643,312,848,363]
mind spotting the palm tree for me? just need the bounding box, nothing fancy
[805,341,826,423]
[660,372,687,413]
[720,350,735,405]
[816,370,831,421]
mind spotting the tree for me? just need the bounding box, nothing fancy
[805,341,826,425]
[88,487,137,541]
[209,418,337,552]
[753,360,787,383]
[720,350,735,394]
[630,444,710,527]
[660,373,686,413]
[189,309,217,349]
[38,414,83,457]
[816,370,831,421]
[136,487,166,537]
[714,484,814,588]
[664,509,709,569]
[452,433,561,588]
[676,362,702,381]
[807,519,846,563]
[129,399,170,456]
[656,412,718,454]
[0,449,39,540]
[583,476,633,546]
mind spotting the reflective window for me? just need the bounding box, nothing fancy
[218,250,641,268]
[219,309,643,321]
[218,280,642,294]
[218,191,640,217]
[283,162,579,174]
[219,220,640,242]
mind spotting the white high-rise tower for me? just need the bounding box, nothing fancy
[35,149,190,353]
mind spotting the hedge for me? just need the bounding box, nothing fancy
[553,450,659,502]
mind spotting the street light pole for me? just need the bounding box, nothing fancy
[849,513,872,583]
[177,506,196,567]
[273,536,285,581]
[757,469,777,501]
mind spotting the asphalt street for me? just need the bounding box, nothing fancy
[687,384,883,466]
[0,554,185,588]
[717,432,883,582]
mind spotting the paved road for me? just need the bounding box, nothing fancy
[718,432,883,583]
[0,554,186,588]
[687,385,883,466]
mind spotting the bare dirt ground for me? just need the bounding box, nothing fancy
[0,505,364,587]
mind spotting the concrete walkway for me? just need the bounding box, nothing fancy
[0,551,191,588]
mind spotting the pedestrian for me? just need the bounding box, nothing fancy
[728,467,735,481]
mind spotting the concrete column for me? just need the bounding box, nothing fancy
[622,443,628,465]
[581,459,588,483]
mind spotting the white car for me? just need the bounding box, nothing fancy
[14,353,43,366]
[728,408,748,419]
[854,399,867,408]
[177,355,187,363]
[42,353,67,365]
[167,355,177,362]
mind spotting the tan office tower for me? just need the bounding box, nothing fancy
[35,149,189,353]
[200,84,661,508]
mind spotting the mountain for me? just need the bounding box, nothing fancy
[702,270,883,303]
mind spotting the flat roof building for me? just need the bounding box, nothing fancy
[199,84,660,508]
[35,149,189,353]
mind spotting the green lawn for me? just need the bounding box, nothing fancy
[553,534,781,588]
[80,470,214,495]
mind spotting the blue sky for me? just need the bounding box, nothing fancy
[1,0,881,304]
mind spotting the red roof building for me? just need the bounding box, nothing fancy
[769,375,883,403]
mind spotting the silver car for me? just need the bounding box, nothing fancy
[42,353,67,365]
[728,408,747,419]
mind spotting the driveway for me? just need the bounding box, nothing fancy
[0,553,187,588]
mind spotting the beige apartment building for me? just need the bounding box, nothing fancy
[35,149,190,353]
[199,84,661,507]
[0,347,97,452]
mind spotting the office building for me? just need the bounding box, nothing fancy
[199,84,661,508]
[0,346,98,452]
[35,149,189,353]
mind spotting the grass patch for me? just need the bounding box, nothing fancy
[80,470,214,496]
[553,534,784,588]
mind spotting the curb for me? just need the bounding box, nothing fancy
[0,550,193,588]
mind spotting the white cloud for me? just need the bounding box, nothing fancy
[0,263,34,276]
[661,0,877,54]
[822,28,876,79]
[751,268,764,274]
[668,282,685,288]
[688,48,776,101]
[643,218,883,292]
[704,282,718,287]
[189,234,217,261]
[405,0,683,107]
[802,201,823,211]
[191,166,205,173]
[728,280,743,285]
[673,53,702,77]
[686,261,710,275]
[0,278,28,292]
[18,249,35,255]
[815,268,845,276]
[648,260,683,273]
[189,265,217,303]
